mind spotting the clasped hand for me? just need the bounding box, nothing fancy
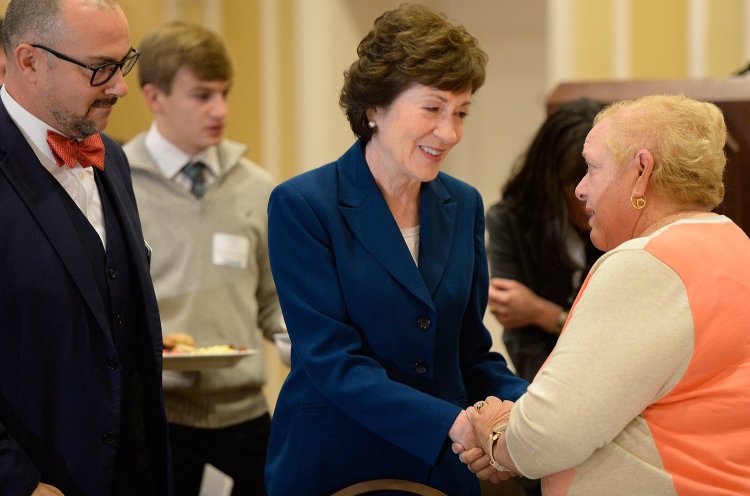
[449,396,517,483]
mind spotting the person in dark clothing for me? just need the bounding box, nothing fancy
[0,0,172,494]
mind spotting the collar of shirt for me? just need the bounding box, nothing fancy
[0,85,79,173]
[144,122,220,180]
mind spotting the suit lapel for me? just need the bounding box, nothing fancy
[99,141,165,367]
[96,148,152,290]
[418,178,457,295]
[0,109,111,337]
[337,142,456,307]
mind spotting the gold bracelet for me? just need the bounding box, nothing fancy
[488,421,510,472]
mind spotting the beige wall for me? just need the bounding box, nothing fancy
[2,0,749,410]
[562,0,746,80]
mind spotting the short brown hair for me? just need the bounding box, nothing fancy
[339,3,487,142]
[137,21,233,92]
[597,94,726,209]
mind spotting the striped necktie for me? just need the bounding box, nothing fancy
[181,161,208,198]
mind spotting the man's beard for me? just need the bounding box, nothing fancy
[46,88,117,138]
[50,109,100,138]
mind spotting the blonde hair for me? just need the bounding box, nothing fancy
[595,94,726,208]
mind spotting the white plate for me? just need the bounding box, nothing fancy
[163,349,257,371]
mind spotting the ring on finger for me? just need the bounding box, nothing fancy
[474,400,485,411]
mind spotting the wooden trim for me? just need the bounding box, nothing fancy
[331,478,448,496]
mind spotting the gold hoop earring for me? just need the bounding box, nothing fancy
[631,192,646,209]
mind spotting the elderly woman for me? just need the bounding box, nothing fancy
[459,95,750,494]
[264,3,526,495]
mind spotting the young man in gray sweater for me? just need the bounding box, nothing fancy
[124,21,284,495]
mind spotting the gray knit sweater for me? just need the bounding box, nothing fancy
[125,133,283,428]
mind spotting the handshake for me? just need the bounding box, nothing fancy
[449,396,518,484]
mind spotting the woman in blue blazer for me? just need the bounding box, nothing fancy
[265,5,527,495]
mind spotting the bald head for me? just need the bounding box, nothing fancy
[2,0,131,138]
[3,0,121,57]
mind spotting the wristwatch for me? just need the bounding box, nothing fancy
[488,422,510,472]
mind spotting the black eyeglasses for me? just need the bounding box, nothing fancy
[31,44,140,86]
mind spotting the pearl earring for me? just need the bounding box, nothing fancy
[368,121,376,129]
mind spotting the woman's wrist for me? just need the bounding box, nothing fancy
[487,421,510,472]
[468,397,516,475]
[534,297,565,334]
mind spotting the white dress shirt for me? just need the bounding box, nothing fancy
[144,122,219,191]
[1,85,106,247]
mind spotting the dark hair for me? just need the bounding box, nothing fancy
[339,3,487,142]
[137,21,233,92]
[501,98,605,268]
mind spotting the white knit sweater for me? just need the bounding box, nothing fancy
[125,133,283,428]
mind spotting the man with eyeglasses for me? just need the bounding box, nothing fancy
[0,1,172,495]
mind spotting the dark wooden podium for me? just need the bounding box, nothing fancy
[547,78,750,235]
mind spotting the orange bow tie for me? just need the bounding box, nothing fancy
[46,130,105,171]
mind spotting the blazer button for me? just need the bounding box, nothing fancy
[107,358,119,370]
[102,432,117,445]
[108,267,118,279]
[416,317,431,331]
[414,360,428,374]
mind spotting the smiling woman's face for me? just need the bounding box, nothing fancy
[366,83,473,184]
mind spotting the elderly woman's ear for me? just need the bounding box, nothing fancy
[633,148,654,194]
[635,148,654,174]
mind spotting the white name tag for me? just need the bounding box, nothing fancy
[198,463,234,496]
[212,232,249,269]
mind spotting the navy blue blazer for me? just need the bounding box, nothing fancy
[265,141,527,496]
[0,101,171,495]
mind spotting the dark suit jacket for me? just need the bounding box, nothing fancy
[265,141,527,496]
[0,101,171,495]
[486,201,602,380]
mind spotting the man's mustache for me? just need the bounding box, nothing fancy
[91,97,118,107]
